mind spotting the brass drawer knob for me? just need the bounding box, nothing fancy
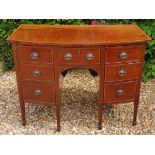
[31,52,39,60]
[64,53,72,60]
[34,89,41,96]
[119,52,128,59]
[86,53,94,60]
[119,69,126,77]
[117,89,124,96]
[32,70,40,77]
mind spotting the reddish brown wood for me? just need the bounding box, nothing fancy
[17,45,53,65]
[12,44,26,126]
[104,81,137,103]
[53,47,61,131]
[7,24,150,131]
[20,64,54,82]
[98,48,105,130]
[58,48,100,65]
[22,81,55,105]
[133,44,146,126]
[105,45,141,64]
[105,63,140,82]
[7,24,150,45]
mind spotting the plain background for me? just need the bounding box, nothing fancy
[0,0,155,155]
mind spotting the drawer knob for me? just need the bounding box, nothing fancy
[32,70,40,77]
[86,53,94,60]
[117,89,124,96]
[34,89,41,96]
[119,52,128,59]
[119,69,126,77]
[64,53,72,60]
[31,52,39,60]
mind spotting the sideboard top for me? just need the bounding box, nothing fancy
[7,24,150,46]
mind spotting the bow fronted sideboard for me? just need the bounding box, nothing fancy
[7,24,150,131]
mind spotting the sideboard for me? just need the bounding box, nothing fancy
[7,24,150,131]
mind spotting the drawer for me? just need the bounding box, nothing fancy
[17,45,53,64]
[105,63,140,82]
[22,82,55,105]
[105,45,141,64]
[58,48,100,65]
[104,81,137,103]
[19,64,54,82]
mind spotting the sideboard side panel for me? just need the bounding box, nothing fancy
[133,43,146,125]
[12,44,26,125]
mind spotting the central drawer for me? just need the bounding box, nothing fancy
[58,48,100,65]
[22,81,55,105]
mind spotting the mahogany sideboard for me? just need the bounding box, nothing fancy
[7,24,150,131]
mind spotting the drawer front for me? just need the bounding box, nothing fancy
[22,82,55,105]
[104,81,137,103]
[58,48,100,65]
[105,63,140,82]
[17,45,53,64]
[105,45,141,64]
[20,64,54,82]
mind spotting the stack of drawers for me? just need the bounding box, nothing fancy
[17,45,55,105]
[104,45,141,104]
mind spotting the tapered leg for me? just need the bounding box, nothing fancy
[98,103,103,130]
[98,69,103,130]
[133,100,139,126]
[20,100,26,126]
[56,104,60,131]
[55,71,61,131]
